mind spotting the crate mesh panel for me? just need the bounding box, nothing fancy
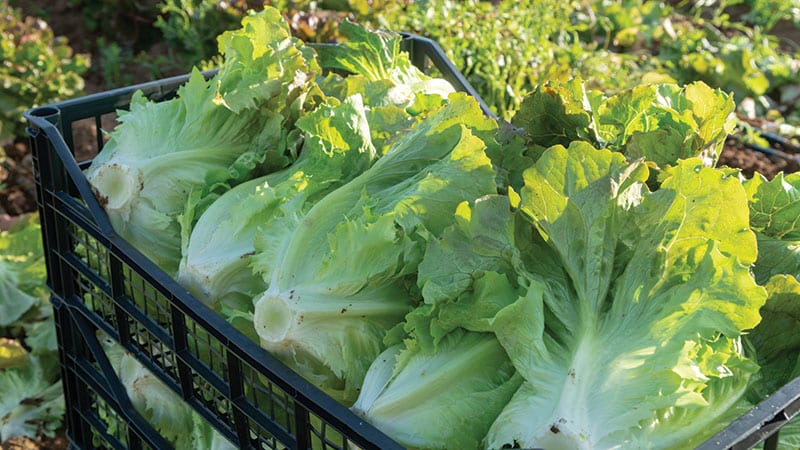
[191,369,235,426]
[71,225,110,281]
[185,314,229,380]
[86,389,130,449]
[127,325,179,381]
[242,361,295,435]
[75,271,115,325]
[310,413,351,450]
[122,265,173,328]
[247,417,282,450]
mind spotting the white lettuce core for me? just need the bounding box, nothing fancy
[253,290,294,344]
[89,162,139,216]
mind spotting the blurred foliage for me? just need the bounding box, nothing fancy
[0,0,89,144]
[154,0,259,65]
[94,36,186,88]
[0,214,62,442]
[4,0,800,129]
[66,0,163,50]
[658,17,798,101]
[682,0,800,31]
[369,0,800,120]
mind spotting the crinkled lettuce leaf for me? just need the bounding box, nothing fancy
[351,330,521,450]
[487,146,764,449]
[251,93,498,404]
[85,7,320,276]
[509,79,735,180]
[100,335,235,450]
[744,172,800,284]
[314,21,454,109]
[178,94,376,314]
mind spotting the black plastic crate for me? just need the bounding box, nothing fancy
[23,33,800,450]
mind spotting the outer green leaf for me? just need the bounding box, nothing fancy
[178,94,376,313]
[745,172,800,284]
[251,93,498,404]
[85,7,319,276]
[315,20,402,81]
[484,147,765,449]
[520,142,649,315]
[508,80,735,188]
[413,196,524,345]
[351,330,521,450]
[746,274,800,401]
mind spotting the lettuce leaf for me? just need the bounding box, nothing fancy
[85,8,321,275]
[744,172,800,285]
[509,79,735,180]
[352,330,521,450]
[250,93,498,404]
[747,274,800,401]
[177,94,376,314]
[493,147,763,448]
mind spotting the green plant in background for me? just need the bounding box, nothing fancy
[657,16,799,104]
[682,0,800,31]
[374,0,579,120]
[95,36,187,89]
[0,214,63,442]
[154,0,258,66]
[744,0,800,30]
[364,0,674,120]
[0,0,89,144]
[65,0,162,51]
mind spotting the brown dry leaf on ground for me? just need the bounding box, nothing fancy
[1,434,69,450]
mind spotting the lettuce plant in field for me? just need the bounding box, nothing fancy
[352,330,521,450]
